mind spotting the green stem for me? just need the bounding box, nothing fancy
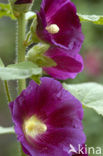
[17,14,27,156]
[17,13,26,94]
[4,81,11,103]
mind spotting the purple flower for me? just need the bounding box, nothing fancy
[15,0,32,4]
[36,0,84,51]
[9,77,86,156]
[43,47,83,80]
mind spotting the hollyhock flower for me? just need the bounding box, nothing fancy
[43,47,83,80]
[15,0,32,4]
[36,0,84,52]
[9,77,86,156]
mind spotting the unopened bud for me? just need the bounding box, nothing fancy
[15,0,32,4]
[25,43,50,61]
[9,0,34,14]
[25,43,56,67]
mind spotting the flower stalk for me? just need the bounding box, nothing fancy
[16,13,27,156]
[17,13,26,94]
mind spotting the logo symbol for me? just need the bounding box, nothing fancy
[69,144,77,153]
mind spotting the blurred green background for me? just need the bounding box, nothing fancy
[0,0,103,155]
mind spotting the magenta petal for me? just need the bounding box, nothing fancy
[43,47,83,80]
[49,2,84,51]
[36,128,86,149]
[37,9,54,44]
[9,80,39,124]
[9,78,86,156]
[42,0,70,16]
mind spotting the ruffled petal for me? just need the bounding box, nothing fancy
[49,2,84,50]
[9,81,39,124]
[43,47,83,80]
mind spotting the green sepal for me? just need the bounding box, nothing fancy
[31,75,41,84]
[9,0,34,15]
[26,43,50,56]
[13,4,32,14]
[25,11,36,20]
[26,43,56,67]
[30,14,41,43]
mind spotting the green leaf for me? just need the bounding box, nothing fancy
[30,14,41,43]
[27,54,56,68]
[0,126,15,134]
[63,83,103,115]
[35,55,56,67]
[78,13,103,25]
[0,3,15,19]
[0,61,42,80]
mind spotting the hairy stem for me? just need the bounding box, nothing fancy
[17,13,26,94]
[17,13,27,156]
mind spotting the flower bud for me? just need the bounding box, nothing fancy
[26,43,50,58]
[25,43,56,67]
[9,0,34,15]
[15,0,32,4]
[30,14,40,43]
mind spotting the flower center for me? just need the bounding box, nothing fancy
[46,24,59,34]
[23,115,47,138]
